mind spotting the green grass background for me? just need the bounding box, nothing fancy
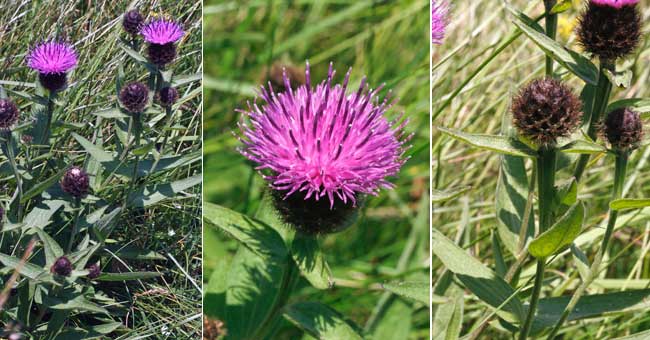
[0,0,202,338]
[203,0,430,339]
[433,0,650,338]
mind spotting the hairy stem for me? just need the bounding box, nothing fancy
[546,153,627,339]
[544,0,557,77]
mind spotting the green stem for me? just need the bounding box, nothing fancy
[574,62,613,181]
[3,134,23,221]
[544,0,557,76]
[40,92,55,145]
[66,197,81,253]
[519,146,556,339]
[546,152,627,339]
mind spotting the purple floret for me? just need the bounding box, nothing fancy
[140,19,185,45]
[238,62,410,208]
[27,41,77,74]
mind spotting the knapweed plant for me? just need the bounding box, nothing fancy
[0,3,201,339]
[434,0,650,338]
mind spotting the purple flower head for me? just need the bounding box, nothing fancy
[123,10,144,36]
[592,0,638,9]
[50,256,72,277]
[141,19,185,45]
[27,41,77,74]
[432,0,448,45]
[86,262,101,279]
[0,99,20,130]
[238,62,410,209]
[61,166,90,198]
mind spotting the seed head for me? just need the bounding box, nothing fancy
[60,166,90,198]
[123,10,144,36]
[0,99,19,130]
[511,78,583,146]
[603,107,643,151]
[577,1,641,61]
[50,256,72,277]
[119,81,149,113]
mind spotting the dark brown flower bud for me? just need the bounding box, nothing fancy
[159,87,179,107]
[511,78,583,146]
[577,2,641,61]
[123,10,144,36]
[86,263,101,279]
[603,107,643,151]
[61,166,90,198]
[119,81,149,113]
[147,43,177,67]
[50,256,72,277]
[0,99,19,130]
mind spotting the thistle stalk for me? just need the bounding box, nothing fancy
[544,0,558,76]
[573,62,613,181]
[519,146,556,340]
[546,152,627,339]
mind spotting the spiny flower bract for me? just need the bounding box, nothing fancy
[511,78,583,146]
[140,19,184,45]
[51,256,72,277]
[119,82,149,113]
[61,166,90,198]
[27,41,77,74]
[238,62,409,210]
[432,0,448,45]
[577,1,641,61]
[603,107,643,151]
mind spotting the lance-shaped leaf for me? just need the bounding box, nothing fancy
[610,198,650,211]
[432,186,471,204]
[437,127,535,157]
[529,202,585,259]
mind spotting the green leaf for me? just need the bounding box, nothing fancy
[370,298,412,340]
[495,153,533,255]
[432,286,464,340]
[35,228,64,266]
[528,202,585,259]
[127,174,201,207]
[550,0,572,14]
[44,294,108,314]
[21,168,67,204]
[612,330,650,340]
[607,98,650,118]
[431,229,525,322]
[72,133,115,162]
[0,253,46,280]
[605,68,632,88]
[381,281,429,304]
[512,13,598,84]
[610,198,650,211]
[437,127,535,157]
[432,186,471,204]
[23,199,66,229]
[90,107,129,119]
[559,139,606,154]
[283,302,363,340]
[203,202,288,260]
[290,233,333,290]
[532,289,650,333]
[95,271,162,281]
[172,73,202,87]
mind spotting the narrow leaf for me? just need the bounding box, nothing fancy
[529,202,585,259]
[437,127,535,157]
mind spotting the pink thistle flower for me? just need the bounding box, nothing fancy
[432,0,448,45]
[591,0,638,9]
[140,19,185,45]
[27,41,77,74]
[238,62,410,209]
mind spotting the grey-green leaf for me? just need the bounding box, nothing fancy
[610,198,650,211]
[432,186,471,204]
[382,281,429,304]
[437,127,535,157]
[291,233,333,290]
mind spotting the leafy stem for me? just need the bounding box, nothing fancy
[574,61,613,181]
[519,146,556,339]
[545,152,628,339]
[66,196,82,253]
[2,131,23,221]
[40,91,55,146]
